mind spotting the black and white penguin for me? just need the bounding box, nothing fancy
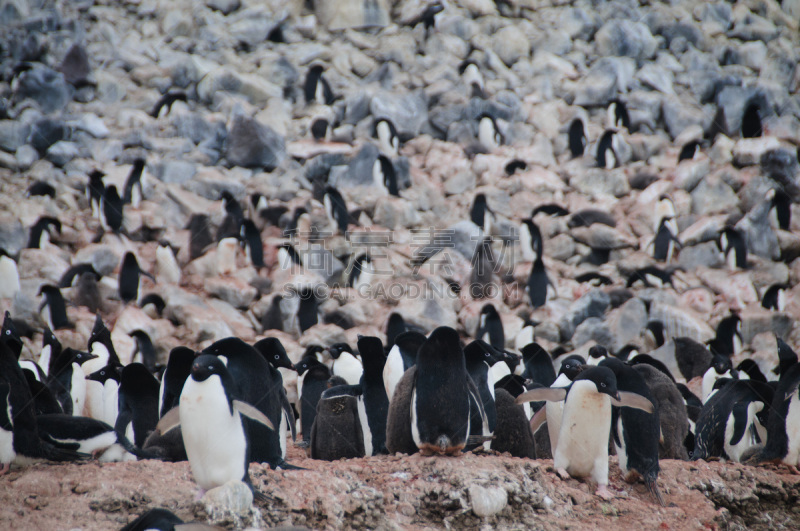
[568,118,586,158]
[33,326,60,378]
[58,263,99,288]
[27,180,56,198]
[357,336,390,455]
[22,369,61,415]
[587,345,609,366]
[217,191,245,241]
[295,357,331,447]
[295,286,322,334]
[38,285,73,330]
[47,347,96,416]
[0,250,20,299]
[643,320,666,350]
[702,354,735,403]
[505,159,527,175]
[574,272,613,286]
[527,252,555,308]
[155,240,181,285]
[708,313,742,357]
[311,385,366,460]
[252,337,298,456]
[741,100,763,138]
[373,154,400,196]
[514,318,536,351]
[86,170,105,219]
[186,214,213,261]
[0,383,14,472]
[383,331,426,402]
[411,327,488,455]
[115,363,160,448]
[304,64,335,105]
[750,359,800,469]
[470,238,496,300]
[84,316,122,416]
[470,193,493,235]
[27,216,61,249]
[520,343,556,387]
[347,254,374,291]
[122,158,146,208]
[532,203,570,218]
[652,217,680,262]
[323,186,349,234]
[459,59,486,98]
[464,341,499,435]
[177,354,273,496]
[278,242,304,272]
[633,363,690,460]
[774,338,798,379]
[129,330,157,373]
[476,304,504,351]
[214,238,238,275]
[595,129,619,169]
[385,365,419,455]
[36,414,143,462]
[653,195,677,234]
[518,218,542,263]
[374,117,400,157]
[86,363,121,427]
[139,293,166,318]
[261,295,285,333]
[119,252,155,304]
[149,91,188,118]
[1,312,23,359]
[100,184,124,233]
[625,266,674,288]
[678,140,702,162]
[309,116,330,141]
[600,358,665,506]
[607,98,631,132]
[693,379,773,462]
[718,227,747,269]
[517,366,654,499]
[158,346,195,418]
[767,188,791,231]
[239,219,264,270]
[329,343,363,385]
[478,113,503,151]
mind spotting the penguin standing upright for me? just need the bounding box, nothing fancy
[478,114,503,151]
[0,250,20,299]
[129,330,157,372]
[518,219,542,263]
[295,286,321,334]
[652,217,680,262]
[607,99,631,131]
[374,118,400,157]
[186,214,213,261]
[741,100,762,138]
[476,304,504,350]
[323,186,349,234]
[357,336,389,455]
[1,312,23,359]
[295,357,331,447]
[383,331,425,402]
[761,284,788,311]
[470,193,493,235]
[100,185,124,233]
[86,364,121,427]
[122,158,146,208]
[600,358,665,506]
[27,216,61,249]
[155,241,181,285]
[119,252,155,304]
[178,354,274,495]
[517,366,654,499]
[470,238,496,300]
[767,188,791,231]
[47,347,97,416]
[719,227,747,269]
[311,385,366,460]
[83,316,122,419]
[347,254,374,291]
[115,363,160,448]
[239,219,265,269]
[329,343,363,385]
[751,360,800,468]
[464,341,499,435]
[38,285,73,330]
[86,170,105,219]
[596,130,619,169]
[304,64,335,105]
[633,364,690,460]
[568,118,586,158]
[527,248,555,308]
[158,346,195,418]
[542,355,585,452]
[373,155,400,196]
[217,191,244,241]
[520,343,556,387]
[252,337,298,457]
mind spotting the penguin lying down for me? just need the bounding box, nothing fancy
[517,366,655,500]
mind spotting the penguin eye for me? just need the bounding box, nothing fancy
[484,352,490,357]
[600,382,607,388]
[274,355,279,360]
[4,330,9,335]
[207,365,213,370]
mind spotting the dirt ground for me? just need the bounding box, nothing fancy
[1,444,799,530]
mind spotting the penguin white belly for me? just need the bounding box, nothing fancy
[383,347,404,402]
[180,377,246,491]
[99,444,136,463]
[102,381,119,426]
[158,377,166,418]
[156,246,181,285]
[723,403,757,463]
[71,366,87,417]
[83,345,110,377]
[702,369,730,403]
[554,381,611,484]
[216,238,238,276]
[488,361,510,387]
[279,410,288,459]
[38,345,51,377]
[333,354,363,386]
[785,390,800,466]
[410,388,421,449]
[18,361,41,380]
[546,374,571,450]
[515,326,534,352]
[0,257,20,299]
[356,395,373,457]
[52,431,117,457]
[614,416,628,474]
[0,424,14,467]
[587,356,603,366]
[84,380,104,420]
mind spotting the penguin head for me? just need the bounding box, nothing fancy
[464,340,500,366]
[520,342,548,365]
[68,348,98,366]
[327,342,353,360]
[588,345,608,360]
[575,366,620,400]
[614,344,639,361]
[711,354,733,375]
[419,326,464,365]
[294,356,325,376]
[558,355,586,380]
[1,311,22,356]
[87,363,122,384]
[480,303,498,319]
[190,354,227,383]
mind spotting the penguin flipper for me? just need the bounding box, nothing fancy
[233,400,275,430]
[611,391,655,413]
[516,388,567,405]
[728,402,749,446]
[529,406,547,434]
[646,477,666,507]
[155,406,181,435]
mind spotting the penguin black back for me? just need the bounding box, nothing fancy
[741,100,762,138]
[123,158,146,205]
[239,219,265,269]
[568,118,586,158]
[304,64,334,105]
[476,304,504,351]
[596,130,618,169]
[115,363,160,447]
[295,357,331,446]
[27,216,61,249]
[358,336,389,455]
[323,186,349,234]
[186,214,213,260]
[38,284,73,330]
[159,346,195,418]
[520,343,556,387]
[101,185,124,233]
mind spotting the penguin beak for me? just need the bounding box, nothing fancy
[613,391,621,401]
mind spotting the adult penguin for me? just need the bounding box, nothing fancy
[541,355,585,453]
[27,216,61,249]
[476,304,504,350]
[47,347,97,416]
[115,363,160,448]
[749,360,800,469]
[517,366,654,499]
[119,252,155,304]
[122,158,146,207]
[252,337,298,457]
[203,337,296,469]
[38,284,73,330]
[519,343,556,387]
[357,336,390,455]
[129,330,157,373]
[86,363,121,427]
[464,341,498,435]
[384,330,425,402]
[295,356,330,442]
[328,343,362,385]
[323,186,349,234]
[527,249,556,308]
[84,316,121,418]
[158,346,195,418]
[600,358,664,506]
[239,219,265,270]
[568,118,586,158]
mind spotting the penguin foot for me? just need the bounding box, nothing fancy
[595,485,615,500]
[295,441,310,449]
[788,465,799,475]
[0,463,9,475]
[269,459,306,471]
[194,489,207,502]
[556,468,571,481]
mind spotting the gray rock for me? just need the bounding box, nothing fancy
[691,174,740,216]
[316,0,389,30]
[15,144,38,169]
[715,86,767,138]
[373,197,421,231]
[173,114,214,144]
[205,277,257,309]
[649,301,714,343]
[0,121,31,153]
[572,317,613,349]
[59,43,91,86]
[678,241,725,269]
[343,144,380,187]
[740,312,792,345]
[572,67,616,107]
[760,148,800,200]
[636,63,674,95]
[561,7,598,41]
[15,65,72,114]
[447,220,482,261]
[45,141,80,167]
[0,216,27,256]
[224,115,285,170]
[28,118,69,154]
[661,21,704,50]
[697,2,732,30]
[491,25,529,67]
[594,20,656,63]
[370,92,428,138]
[202,480,253,521]
[732,137,782,168]
[152,160,197,184]
[728,13,778,42]
[661,97,707,140]
[558,289,610,342]
[606,297,648,350]
[569,169,629,198]
[444,171,476,196]
[162,9,193,38]
[469,485,508,518]
[735,199,780,260]
[73,245,121,276]
[206,0,240,15]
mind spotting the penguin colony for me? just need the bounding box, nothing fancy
[2,0,800,526]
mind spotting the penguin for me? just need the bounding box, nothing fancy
[718,227,747,269]
[383,331,426,403]
[373,155,400,196]
[121,508,185,531]
[595,130,618,169]
[518,219,542,263]
[34,326,60,378]
[304,64,335,105]
[122,158,146,208]
[643,320,666,350]
[129,330,157,372]
[346,254,374,291]
[628,354,675,382]
[385,364,420,455]
[767,188,791,231]
[22,369,62,415]
[470,193,493,235]
[702,354,736,403]
[86,363,121,427]
[526,252,555,309]
[505,159,527,175]
[674,336,714,381]
[411,327,488,456]
[47,347,96,416]
[693,379,774,462]
[478,114,503,151]
[741,100,762,138]
[261,295,284,333]
[1,312,23,359]
[567,209,617,229]
[464,341,498,435]
[476,304,504,351]
[310,116,330,141]
[774,338,798,379]
[470,238,496,300]
[323,186,349,234]
[27,216,61,249]
[186,214,213,261]
[0,250,20,299]
[216,191,245,241]
[27,180,56,198]
[177,354,274,496]
[295,357,331,446]
[100,184,124,233]
[310,385,366,460]
[38,284,73,330]
[708,314,742,357]
[600,358,665,506]
[36,414,144,462]
[374,117,400,157]
[532,203,570,218]
[149,90,188,118]
[459,60,486,99]
[515,319,535,351]
[538,354,587,454]
[678,140,702,162]
[761,283,788,311]
[119,252,155,304]
[158,346,195,418]
[633,363,690,460]
[587,345,609,366]
[520,343,556,387]
[203,337,297,469]
[749,360,800,469]
[490,388,536,458]
[736,359,768,383]
[83,316,122,417]
[139,293,166,318]
[516,366,654,499]
[58,262,100,288]
[115,363,160,448]
[295,286,321,334]
[574,272,613,286]
[654,195,677,234]
[0,383,13,473]
[329,343,363,385]
[357,335,390,455]
[568,118,586,158]
[607,98,631,132]
[215,237,239,276]
[625,266,674,288]
[153,240,181,285]
[278,242,304,272]
[239,219,264,270]
[652,217,680,262]
[86,170,105,219]
[251,337,299,456]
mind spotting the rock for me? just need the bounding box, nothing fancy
[648,301,714,342]
[737,41,768,71]
[570,225,636,251]
[373,197,421,230]
[59,43,91,86]
[205,277,258,309]
[674,159,709,192]
[636,63,674,95]
[152,160,197,184]
[45,141,80,167]
[569,168,629,198]
[197,68,281,105]
[343,144,380,187]
[73,245,120,276]
[491,25,529,67]
[164,288,235,343]
[678,241,725,269]
[444,170,476,195]
[594,20,656,63]
[370,92,428,138]
[605,297,649,350]
[690,174,739,215]
[571,67,617,107]
[729,13,778,42]
[202,480,253,520]
[732,137,782,167]
[558,290,610,342]
[572,317,613,349]
[740,311,792,345]
[469,485,508,518]
[0,216,27,256]
[15,65,71,114]
[0,121,31,153]
[224,115,285,170]
[28,118,68,155]
[15,145,37,169]
[735,199,779,260]
[714,86,766,138]
[162,9,193,38]
[316,0,389,31]
[662,97,707,140]
[206,0,240,15]
[18,249,70,284]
